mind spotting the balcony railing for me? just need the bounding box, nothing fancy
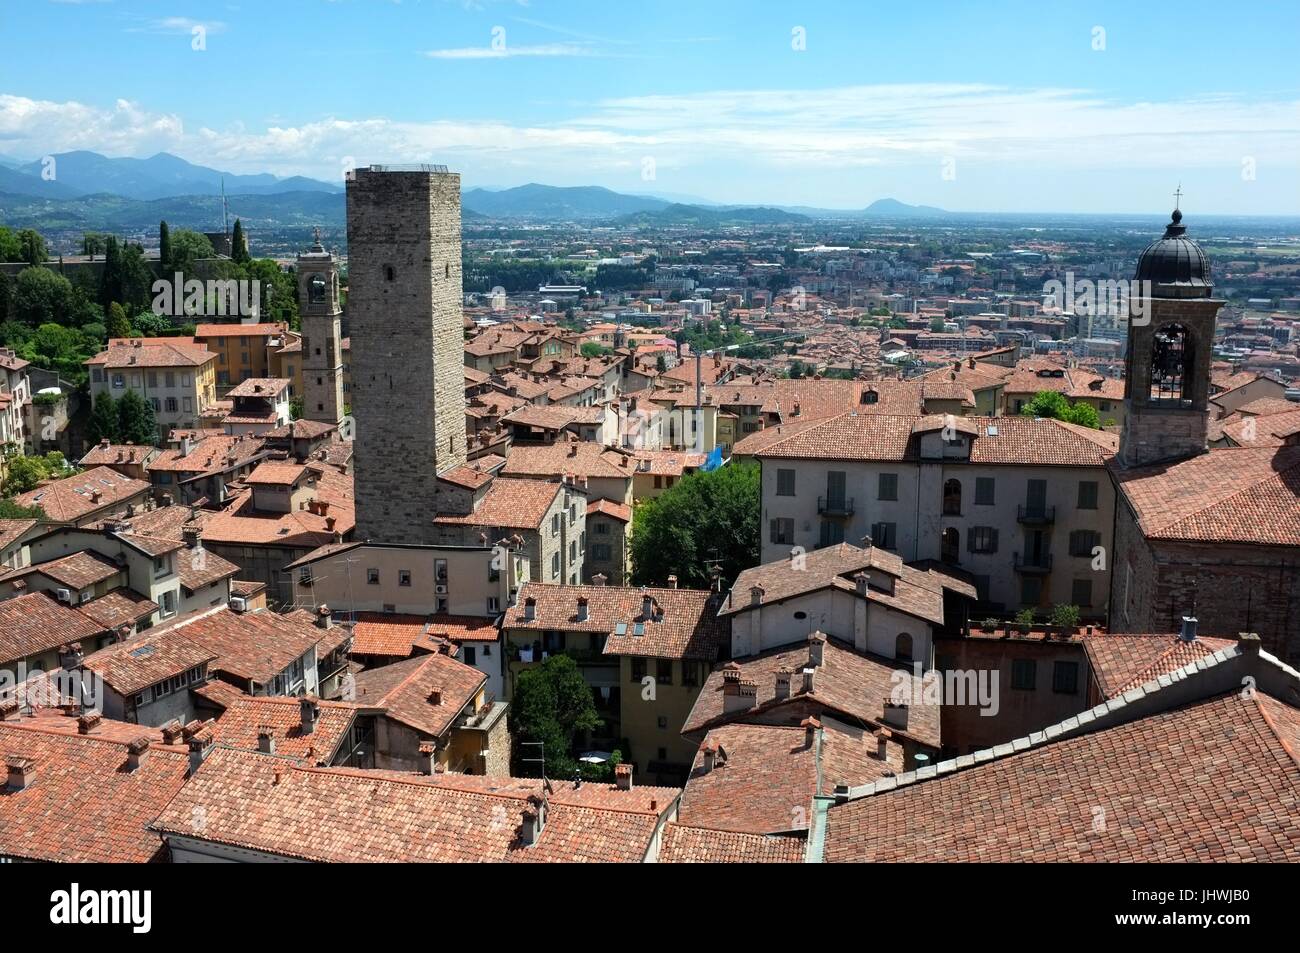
[1016,505,1056,525]
[818,496,855,517]
[1014,552,1053,574]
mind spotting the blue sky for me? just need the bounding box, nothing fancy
[2,0,1298,212]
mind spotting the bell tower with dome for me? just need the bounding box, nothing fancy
[1118,202,1221,468]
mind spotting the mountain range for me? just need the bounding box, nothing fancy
[0,150,951,229]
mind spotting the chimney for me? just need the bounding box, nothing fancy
[749,585,764,607]
[1179,615,1198,642]
[315,605,332,629]
[854,572,868,596]
[802,666,816,694]
[882,701,909,730]
[0,700,18,722]
[700,742,718,774]
[774,668,792,701]
[874,726,892,761]
[808,630,826,667]
[77,711,103,735]
[90,490,102,504]
[523,597,536,621]
[300,697,320,735]
[575,596,589,622]
[724,678,757,714]
[126,737,150,772]
[568,442,578,457]
[187,735,213,777]
[428,690,443,706]
[6,756,35,792]
[257,726,276,755]
[615,762,633,791]
[802,716,821,748]
[592,573,607,587]
[667,574,678,589]
[325,516,337,534]
[418,741,436,775]
[182,527,201,549]
[1239,632,1261,656]
[161,720,184,745]
[58,642,84,670]
[521,795,547,846]
[642,593,653,619]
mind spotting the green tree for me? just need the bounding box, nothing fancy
[18,229,46,267]
[509,654,601,779]
[107,302,131,339]
[86,392,120,445]
[159,221,171,272]
[1020,390,1101,429]
[929,316,947,332]
[655,353,667,374]
[0,271,9,322]
[579,341,608,359]
[82,233,109,256]
[0,497,47,520]
[99,236,122,311]
[167,229,215,276]
[119,244,155,313]
[116,390,157,445]
[631,462,760,589]
[0,227,23,263]
[11,268,74,326]
[231,219,250,263]
[1,447,72,495]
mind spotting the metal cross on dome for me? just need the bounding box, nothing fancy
[1173,184,1183,211]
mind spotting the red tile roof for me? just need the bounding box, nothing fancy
[0,591,105,667]
[1082,633,1237,699]
[823,691,1300,862]
[198,695,362,765]
[659,824,806,863]
[14,467,150,523]
[351,653,486,738]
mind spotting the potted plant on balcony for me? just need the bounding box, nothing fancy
[1014,608,1035,635]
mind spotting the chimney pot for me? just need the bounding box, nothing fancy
[1179,616,1198,642]
[300,697,320,734]
[667,574,678,589]
[316,605,332,629]
[0,700,20,722]
[77,711,103,735]
[418,741,436,775]
[6,756,35,792]
[257,726,276,754]
[576,596,589,622]
[774,668,793,701]
[523,596,536,621]
[615,763,633,791]
[874,726,892,761]
[802,716,821,747]
[126,737,150,771]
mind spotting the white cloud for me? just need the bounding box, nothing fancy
[422,43,593,59]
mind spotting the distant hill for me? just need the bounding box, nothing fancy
[863,198,950,217]
[616,203,811,226]
[14,151,342,201]
[462,183,668,219]
[0,163,85,200]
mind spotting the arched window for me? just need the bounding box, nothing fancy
[308,274,327,304]
[943,479,962,516]
[941,527,960,564]
[1150,323,1192,403]
[895,632,913,661]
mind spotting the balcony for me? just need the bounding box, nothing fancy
[818,496,855,517]
[1014,552,1053,574]
[1016,505,1056,525]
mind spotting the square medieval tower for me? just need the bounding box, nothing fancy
[346,165,467,543]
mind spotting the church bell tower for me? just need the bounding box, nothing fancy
[1118,202,1221,469]
[297,227,346,427]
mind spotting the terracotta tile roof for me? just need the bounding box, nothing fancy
[198,695,361,765]
[503,582,725,661]
[350,613,442,657]
[81,621,217,695]
[402,773,679,815]
[683,637,941,749]
[261,418,338,440]
[0,592,105,666]
[1112,446,1300,546]
[78,442,157,467]
[501,403,580,431]
[226,377,289,398]
[1083,633,1237,699]
[1220,407,1300,447]
[148,433,267,475]
[502,440,632,481]
[677,721,900,835]
[438,462,496,490]
[77,588,159,631]
[1235,397,1299,418]
[659,823,805,862]
[754,413,1116,467]
[0,722,191,862]
[587,498,632,522]
[822,691,1300,862]
[14,467,150,523]
[3,549,120,590]
[630,449,706,476]
[194,322,287,339]
[0,519,39,553]
[244,462,308,486]
[7,707,187,749]
[151,746,666,862]
[85,339,214,369]
[426,614,499,643]
[351,652,486,738]
[432,477,561,531]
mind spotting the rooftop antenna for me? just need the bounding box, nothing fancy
[519,740,554,793]
[221,176,229,237]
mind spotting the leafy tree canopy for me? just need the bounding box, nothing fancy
[508,654,601,780]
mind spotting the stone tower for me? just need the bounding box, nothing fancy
[346,165,467,544]
[1118,208,1220,469]
[297,228,345,426]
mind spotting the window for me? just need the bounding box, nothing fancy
[942,479,962,515]
[770,518,794,545]
[818,519,845,547]
[1053,660,1080,695]
[1011,658,1037,691]
[878,472,898,501]
[1069,530,1101,557]
[870,521,897,550]
[1150,323,1192,402]
[630,658,646,682]
[657,716,669,729]
[683,662,699,687]
[895,633,913,661]
[165,372,176,388]
[1077,480,1099,510]
[551,514,560,538]
[367,568,379,585]
[975,477,995,506]
[182,397,193,414]
[384,265,396,282]
[776,468,796,496]
[165,397,178,414]
[463,646,477,666]
[656,659,673,685]
[399,570,412,587]
[147,372,158,388]
[595,522,609,535]
[967,526,998,554]
[1071,577,1093,607]
[551,553,560,578]
[487,596,500,613]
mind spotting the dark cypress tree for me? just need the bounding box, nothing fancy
[231,219,249,263]
[116,390,158,446]
[159,221,171,273]
[0,271,9,322]
[86,392,120,445]
[99,236,122,311]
